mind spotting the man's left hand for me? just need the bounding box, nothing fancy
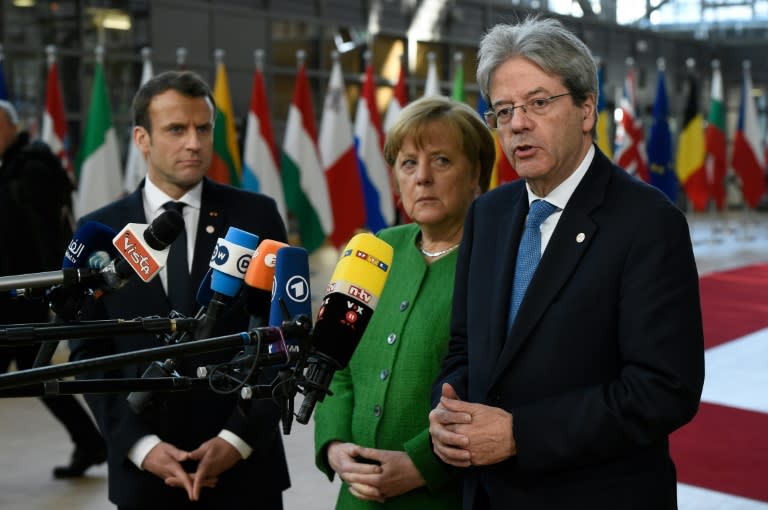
[186,437,241,501]
[439,393,517,466]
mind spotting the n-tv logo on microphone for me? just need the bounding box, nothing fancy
[114,227,161,282]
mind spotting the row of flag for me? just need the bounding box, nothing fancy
[2,46,766,253]
[607,58,766,211]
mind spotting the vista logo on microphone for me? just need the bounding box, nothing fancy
[114,228,161,282]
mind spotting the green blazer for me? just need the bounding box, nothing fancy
[314,223,461,509]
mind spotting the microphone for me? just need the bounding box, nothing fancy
[243,239,288,328]
[47,222,119,320]
[126,226,259,415]
[195,227,260,340]
[104,208,185,290]
[268,246,312,359]
[295,233,393,424]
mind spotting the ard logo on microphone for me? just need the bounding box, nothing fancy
[114,229,160,282]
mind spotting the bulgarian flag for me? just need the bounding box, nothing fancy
[280,55,333,252]
[210,51,241,186]
[705,60,727,211]
[75,50,122,218]
[451,52,465,102]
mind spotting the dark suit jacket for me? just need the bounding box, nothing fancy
[434,148,705,510]
[70,178,290,508]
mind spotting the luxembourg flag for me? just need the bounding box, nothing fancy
[242,50,287,223]
[354,59,394,232]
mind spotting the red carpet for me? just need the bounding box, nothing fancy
[670,263,768,502]
[698,263,768,349]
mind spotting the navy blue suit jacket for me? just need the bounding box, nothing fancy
[434,148,705,509]
[71,178,290,508]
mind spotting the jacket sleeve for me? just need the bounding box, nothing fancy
[313,364,355,481]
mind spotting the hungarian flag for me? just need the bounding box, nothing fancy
[354,61,394,232]
[280,60,333,252]
[477,95,518,190]
[41,47,73,178]
[614,65,650,182]
[647,65,678,202]
[75,56,122,218]
[210,56,241,186]
[705,60,727,211]
[731,61,765,208]
[596,61,613,160]
[123,47,153,193]
[676,72,708,211]
[242,53,287,223]
[318,54,365,248]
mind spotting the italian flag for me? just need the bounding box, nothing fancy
[75,58,122,219]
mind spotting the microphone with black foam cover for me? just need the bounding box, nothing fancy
[296,233,393,424]
[243,239,288,328]
[268,246,311,360]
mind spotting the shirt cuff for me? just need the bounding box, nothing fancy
[218,429,253,460]
[127,434,162,470]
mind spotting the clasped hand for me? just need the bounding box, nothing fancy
[326,441,426,503]
[142,437,241,501]
[428,383,517,467]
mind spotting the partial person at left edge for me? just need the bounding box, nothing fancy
[0,99,107,478]
[69,71,290,510]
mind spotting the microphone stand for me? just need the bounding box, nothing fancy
[0,377,279,399]
[0,317,200,345]
[0,317,312,392]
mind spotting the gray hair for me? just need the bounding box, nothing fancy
[0,100,19,126]
[476,16,598,136]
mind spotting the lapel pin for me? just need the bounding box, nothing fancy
[576,233,586,243]
[206,225,215,234]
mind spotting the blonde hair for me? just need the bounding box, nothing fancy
[384,96,495,193]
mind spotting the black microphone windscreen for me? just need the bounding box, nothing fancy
[144,209,184,250]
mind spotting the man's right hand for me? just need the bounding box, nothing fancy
[142,442,195,499]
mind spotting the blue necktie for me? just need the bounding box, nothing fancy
[163,201,193,315]
[508,200,558,330]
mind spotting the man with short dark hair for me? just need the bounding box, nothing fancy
[71,71,290,509]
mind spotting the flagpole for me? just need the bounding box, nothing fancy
[176,47,187,70]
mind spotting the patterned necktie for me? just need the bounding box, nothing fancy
[163,201,193,315]
[508,199,558,331]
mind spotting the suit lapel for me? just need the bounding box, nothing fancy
[489,149,611,389]
[487,187,527,366]
[191,178,228,289]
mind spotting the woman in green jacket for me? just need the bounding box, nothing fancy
[314,95,495,509]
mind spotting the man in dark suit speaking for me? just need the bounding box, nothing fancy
[71,71,289,509]
[429,17,704,510]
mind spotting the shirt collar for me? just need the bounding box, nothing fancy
[143,176,203,217]
[525,144,595,210]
